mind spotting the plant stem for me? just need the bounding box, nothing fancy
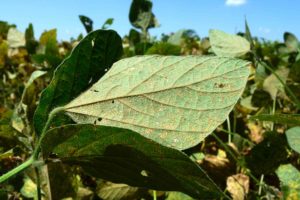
[258,174,264,195]
[35,167,42,200]
[153,190,157,200]
[0,156,34,183]
[0,107,65,183]
[226,116,232,143]
[33,107,65,160]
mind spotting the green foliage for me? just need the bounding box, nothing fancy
[64,55,249,150]
[209,29,250,57]
[146,42,181,55]
[25,23,38,54]
[102,18,114,29]
[41,124,223,199]
[285,127,300,153]
[0,2,300,199]
[79,15,93,33]
[33,30,123,136]
[129,0,158,33]
[276,164,300,199]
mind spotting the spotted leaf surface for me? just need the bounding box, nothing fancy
[64,55,250,149]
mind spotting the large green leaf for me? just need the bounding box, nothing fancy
[209,29,250,57]
[286,127,300,154]
[276,164,300,199]
[64,55,249,149]
[33,30,123,136]
[41,124,223,199]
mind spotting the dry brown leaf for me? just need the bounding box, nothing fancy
[226,174,249,200]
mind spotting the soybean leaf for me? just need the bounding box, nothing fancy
[129,0,158,32]
[263,67,289,100]
[167,29,186,46]
[166,192,193,200]
[38,29,58,56]
[12,70,47,133]
[276,164,300,199]
[64,55,249,149]
[286,127,300,154]
[41,124,223,199]
[79,15,93,33]
[284,32,299,52]
[250,114,300,126]
[102,18,114,30]
[209,29,250,57]
[33,30,123,136]
[25,23,38,54]
[7,28,25,48]
[146,42,181,55]
[97,181,141,200]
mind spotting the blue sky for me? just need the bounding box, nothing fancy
[1,0,299,41]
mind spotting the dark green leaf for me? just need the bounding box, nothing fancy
[284,32,299,52]
[245,131,288,175]
[42,124,223,199]
[48,162,78,199]
[79,15,93,33]
[250,114,300,126]
[251,89,272,107]
[129,0,158,31]
[128,29,141,45]
[33,30,123,136]
[146,42,181,55]
[25,23,38,54]
[102,18,114,29]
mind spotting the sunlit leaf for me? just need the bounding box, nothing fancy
[7,28,25,48]
[286,127,300,154]
[209,29,250,57]
[64,55,249,149]
[276,164,300,199]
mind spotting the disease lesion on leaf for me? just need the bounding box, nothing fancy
[214,83,226,88]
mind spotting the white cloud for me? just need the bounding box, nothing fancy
[259,27,271,34]
[225,0,247,6]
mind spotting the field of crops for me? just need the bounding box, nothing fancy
[0,0,300,199]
